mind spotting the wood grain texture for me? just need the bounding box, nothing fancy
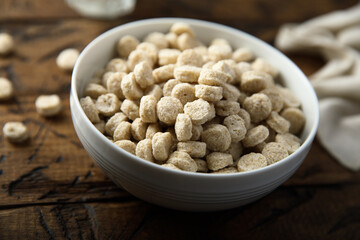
[0,0,359,239]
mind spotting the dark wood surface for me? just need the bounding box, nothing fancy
[1,0,359,239]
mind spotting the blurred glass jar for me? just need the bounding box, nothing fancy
[65,0,136,20]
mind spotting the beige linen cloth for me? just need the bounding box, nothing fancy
[275,3,360,171]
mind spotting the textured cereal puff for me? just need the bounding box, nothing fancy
[102,71,115,86]
[145,84,163,101]
[83,83,108,99]
[139,95,158,123]
[0,77,13,100]
[175,113,192,141]
[166,127,178,152]
[136,139,154,162]
[170,22,195,36]
[152,132,173,162]
[156,96,183,125]
[201,124,231,152]
[232,48,254,62]
[226,142,243,166]
[106,58,129,73]
[251,58,279,78]
[171,83,196,106]
[136,42,158,64]
[262,142,289,165]
[237,108,251,129]
[116,35,139,58]
[210,38,231,46]
[277,86,301,108]
[167,151,197,172]
[177,33,198,51]
[237,153,267,172]
[241,70,274,93]
[106,72,126,100]
[105,112,128,136]
[121,72,143,100]
[222,83,241,101]
[237,62,252,78]
[177,49,203,67]
[144,32,168,49]
[242,125,269,148]
[158,48,181,66]
[174,65,202,83]
[56,48,79,71]
[198,68,229,86]
[145,122,162,139]
[131,118,148,141]
[191,124,203,141]
[275,133,301,154]
[208,44,232,62]
[184,99,215,125]
[266,111,290,134]
[212,60,235,83]
[206,152,233,171]
[260,87,284,112]
[202,61,216,69]
[153,64,175,83]
[161,163,181,171]
[80,96,100,123]
[114,140,136,155]
[281,107,305,134]
[121,99,139,120]
[243,93,272,123]
[95,93,120,117]
[177,141,206,158]
[211,166,238,174]
[194,159,208,172]
[3,121,29,143]
[194,84,223,102]
[223,114,247,142]
[133,61,154,89]
[215,100,241,117]
[0,33,14,56]
[127,49,153,70]
[113,121,132,141]
[35,94,62,117]
[163,79,181,96]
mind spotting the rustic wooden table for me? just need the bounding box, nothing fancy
[0,0,359,239]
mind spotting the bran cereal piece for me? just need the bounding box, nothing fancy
[210,38,231,46]
[121,99,139,120]
[136,139,154,162]
[167,151,197,172]
[251,58,279,78]
[165,32,178,49]
[144,32,168,49]
[241,70,274,93]
[237,109,251,129]
[171,83,196,106]
[264,125,276,143]
[131,118,148,141]
[170,22,195,36]
[0,77,13,100]
[153,64,175,83]
[127,49,153,71]
[106,58,129,73]
[80,96,100,123]
[184,99,215,125]
[163,79,181,96]
[202,61,216,69]
[212,60,235,83]
[158,48,181,66]
[94,120,105,134]
[242,125,269,148]
[136,42,158,64]
[206,152,233,171]
[275,133,301,154]
[190,124,203,141]
[177,141,206,158]
[166,127,178,152]
[232,48,254,62]
[139,95,158,123]
[223,114,247,142]
[121,72,143,100]
[238,91,248,105]
[113,121,132,141]
[152,132,173,162]
[174,113,192,141]
[106,72,126,100]
[237,153,267,172]
[222,83,241,101]
[262,142,289,165]
[277,86,301,108]
[226,142,243,166]
[266,111,290,134]
[145,84,163,101]
[105,112,128,136]
[114,140,136,155]
[194,159,208,173]
[281,107,305,134]
[260,87,284,112]
[177,33,198,51]
[134,61,154,89]
[102,71,115,86]
[0,33,14,56]
[235,62,252,81]
[211,166,238,174]
[194,84,223,102]
[162,163,181,171]
[95,93,120,117]
[201,124,231,152]
[145,122,162,139]
[3,121,29,143]
[174,65,202,83]
[56,48,79,71]
[208,44,232,62]
[83,83,108,99]
[35,94,62,117]
[220,59,239,84]
[177,49,203,67]
[117,35,139,58]
[156,96,183,125]
[243,93,272,123]
[198,68,229,86]
[215,100,241,117]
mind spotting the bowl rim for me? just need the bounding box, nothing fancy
[71,17,319,179]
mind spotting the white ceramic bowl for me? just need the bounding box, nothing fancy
[70,18,319,211]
